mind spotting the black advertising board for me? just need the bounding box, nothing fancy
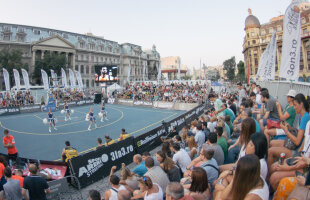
[134,125,167,154]
[0,107,20,116]
[69,137,135,188]
[19,105,41,113]
[133,100,153,108]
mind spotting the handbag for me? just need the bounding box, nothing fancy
[284,125,299,150]
[267,119,281,129]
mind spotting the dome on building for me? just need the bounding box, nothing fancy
[245,8,260,29]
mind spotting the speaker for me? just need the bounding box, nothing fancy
[94,94,102,104]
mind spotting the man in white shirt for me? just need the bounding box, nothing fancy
[237,82,246,107]
[171,143,191,173]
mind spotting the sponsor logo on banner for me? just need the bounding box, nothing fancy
[136,127,166,147]
[0,107,20,115]
[108,98,115,104]
[133,101,152,106]
[118,99,133,104]
[185,110,196,119]
[154,101,174,109]
[20,105,41,111]
[168,117,185,132]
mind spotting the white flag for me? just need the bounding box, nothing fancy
[75,70,84,89]
[50,69,56,86]
[157,61,161,83]
[68,68,76,87]
[61,68,68,88]
[13,69,21,90]
[127,63,131,83]
[257,31,277,80]
[41,69,49,90]
[279,1,301,81]
[21,68,30,90]
[143,62,146,82]
[2,68,10,91]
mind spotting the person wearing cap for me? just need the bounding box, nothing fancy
[263,90,296,145]
[104,135,115,146]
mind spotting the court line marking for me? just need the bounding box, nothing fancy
[33,115,43,120]
[0,107,124,136]
[109,105,175,114]
[70,112,179,156]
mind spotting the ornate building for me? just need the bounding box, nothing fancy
[243,3,310,82]
[160,56,187,80]
[0,23,160,89]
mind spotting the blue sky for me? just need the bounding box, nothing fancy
[0,0,294,69]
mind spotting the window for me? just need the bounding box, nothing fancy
[91,80,94,87]
[86,80,89,87]
[79,42,85,49]
[75,65,79,71]
[86,65,89,74]
[33,29,41,35]
[252,40,256,44]
[107,46,112,52]
[101,57,103,61]
[80,65,84,74]
[248,41,250,45]
[277,26,282,31]
[16,34,25,42]
[251,32,254,37]
[302,17,306,24]
[300,64,304,70]
[307,51,310,60]
[3,33,11,41]
[303,28,308,34]
[247,33,249,37]
[89,43,95,50]
[269,27,274,34]
[261,29,266,35]
[278,35,282,40]
[91,66,94,73]
[86,55,89,61]
[49,31,55,36]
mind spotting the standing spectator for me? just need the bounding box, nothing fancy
[2,129,18,162]
[237,82,246,107]
[61,141,78,162]
[104,174,126,200]
[2,167,23,200]
[132,154,147,177]
[194,124,205,153]
[89,189,101,200]
[144,157,170,193]
[171,143,192,174]
[208,94,224,117]
[22,164,50,200]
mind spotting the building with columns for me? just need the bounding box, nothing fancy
[243,3,310,82]
[0,23,160,90]
[160,56,187,80]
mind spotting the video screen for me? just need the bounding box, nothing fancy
[94,65,118,82]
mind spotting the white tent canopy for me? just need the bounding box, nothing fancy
[107,83,123,95]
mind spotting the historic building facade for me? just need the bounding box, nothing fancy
[243,3,310,82]
[0,23,160,89]
[160,56,187,80]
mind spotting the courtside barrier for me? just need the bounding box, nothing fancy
[0,107,20,116]
[69,137,135,188]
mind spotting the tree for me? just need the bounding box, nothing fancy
[236,60,246,83]
[33,52,67,85]
[223,56,236,82]
[183,75,192,80]
[0,48,28,87]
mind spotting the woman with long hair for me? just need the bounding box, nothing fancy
[132,176,163,200]
[156,151,180,182]
[268,93,310,167]
[188,167,211,200]
[214,154,269,200]
[119,163,139,192]
[161,142,172,158]
[186,136,198,159]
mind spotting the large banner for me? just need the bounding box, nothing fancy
[70,137,135,188]
[61,68,68,88]
[41,69,49,90]
[75,70,83,89]
[50,69,56,87]
[257,31,277,80]
[157,61,161,83]
[21,68,30,90]
[69,69,76,88]
[3,68,10,91]
[279,2,301,81]
[127,64,131,83]
[13,69,21,90]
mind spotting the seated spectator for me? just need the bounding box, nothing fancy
[89,189,101,200]
[132,176,163,200]
[203,132,224,165]
[2,167,23,200]
[104,173,126,200]
[119,128,130,141]
[156,151,181,182]
[224,116,233,137]
[194,124,205,153]
[185,136,198,160]
[224,117,256,165]
[264,90,296,144]
[144,157,170,193]
[166,182,194,200]
[105,135,115,146]
[259,90,280,132]
[11,169,24,188]
[173,135,186,149]
[132,154,147,177]
[162,142,173,158]
[268,93,310,168]
[216,119,230,140]
[118,163,139,192]
[142,152,160,166]
[61,141,78,162]
[207,116,217,133]
[222,103,235,123]
[184,167,211,200]
[118,190,132,200]
[22,164,50,200]
[215,127,228,160]
[171,143,192,174]
[214,154,269,200]
[95,138,104,150]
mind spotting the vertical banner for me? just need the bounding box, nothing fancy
[143,62,146,82]
[279,2,301,81]
[75,70,84,90]
[2,68,10,91]
[69,68,76,88]
[157,61,161,83]
[200,59,202,80]
[13,69,21,90]
[127,63,131,83]
[177,58,181,80]
[257,31,277,80]
[21,68,30,90]
[61,68,68,88]
[50,69,56,86]
[41,69,49,90]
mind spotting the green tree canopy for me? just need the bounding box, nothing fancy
[223,56,236,81]
[33,52,67,85]
[236,60,246,83]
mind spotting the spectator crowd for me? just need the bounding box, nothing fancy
[0,91,34,108]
